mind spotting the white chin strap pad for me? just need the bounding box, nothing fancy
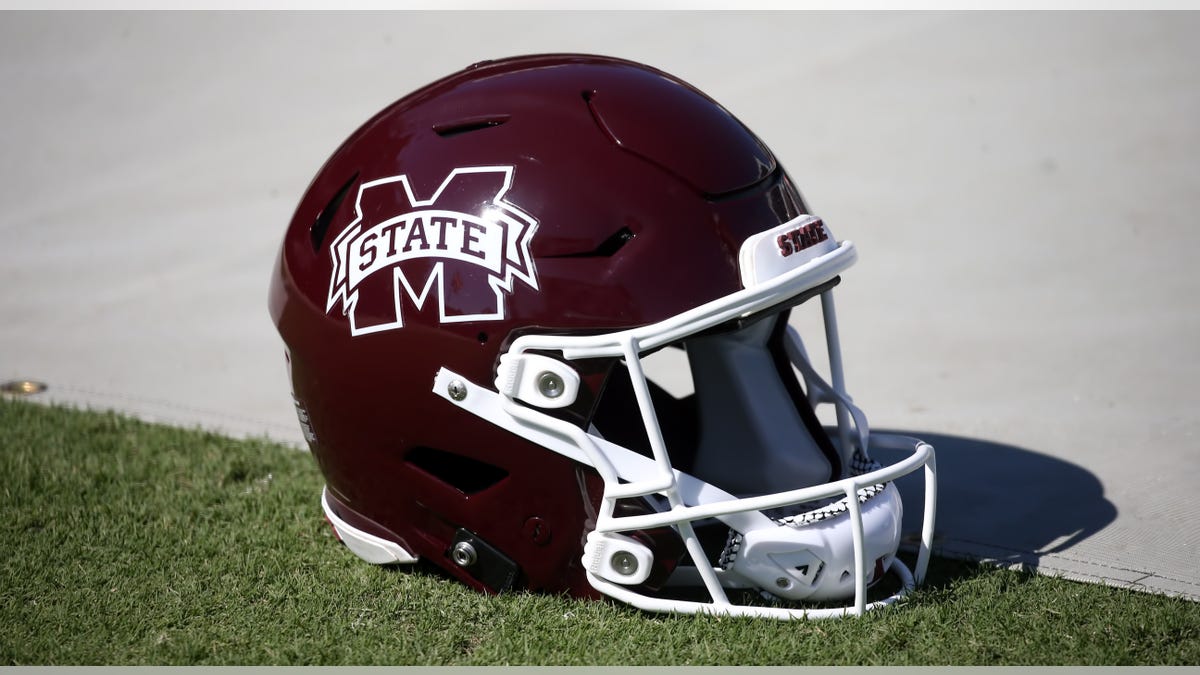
[726,481,903,602]
[686,316,832,497]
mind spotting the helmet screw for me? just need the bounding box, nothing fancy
[610,550,639,576]
[775,577,791,589]
[522,517,551,546]
[450,541,477,567]
[536,371,564,399]
[447,380,468,401]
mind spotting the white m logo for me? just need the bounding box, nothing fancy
[325,166,539,336]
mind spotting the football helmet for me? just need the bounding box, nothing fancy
[268,54,936,619]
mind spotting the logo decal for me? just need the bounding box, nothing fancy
[326,166,539,336]
[776,219,828,257]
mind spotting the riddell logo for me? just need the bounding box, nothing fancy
[326,166,539,336]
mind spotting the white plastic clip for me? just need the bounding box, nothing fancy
[495,353,580,409]
[583,532,654,585]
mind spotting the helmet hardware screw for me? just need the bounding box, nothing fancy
[611,550,639,576]
[451,541,477,567]
[447,380,468,401]
[522,517,551,546]
[775,577,791,589]
[536,371,564,399]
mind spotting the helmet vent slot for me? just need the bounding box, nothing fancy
[405,446,509,494]
[593,226,635,256]
[310,172,358,253]
[542,226,635,259]
[433,115,511,138]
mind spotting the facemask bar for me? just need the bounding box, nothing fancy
[434,355,935,619]
[821,290,858,468]
[432,223,936,618]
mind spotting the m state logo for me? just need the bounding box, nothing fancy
[325,166,539,336]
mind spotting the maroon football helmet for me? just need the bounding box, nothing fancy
[268,54,936,619]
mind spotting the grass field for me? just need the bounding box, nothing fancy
[2,396,1198,665]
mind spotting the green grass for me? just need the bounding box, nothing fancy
[1,397,1198,665]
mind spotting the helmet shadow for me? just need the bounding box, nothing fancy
[873,430,1118,572]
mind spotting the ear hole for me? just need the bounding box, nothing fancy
[405,446,508,495]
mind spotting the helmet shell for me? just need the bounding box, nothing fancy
[269,54,809,595]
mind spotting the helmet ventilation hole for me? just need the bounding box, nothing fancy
[405,446,509,495]
[310,172,358,253]
[433,115,511,138]
[542,226,635,259]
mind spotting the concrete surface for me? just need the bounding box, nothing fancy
[2,11,1197,601]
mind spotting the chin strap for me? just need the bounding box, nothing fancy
[719,480,891,572]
